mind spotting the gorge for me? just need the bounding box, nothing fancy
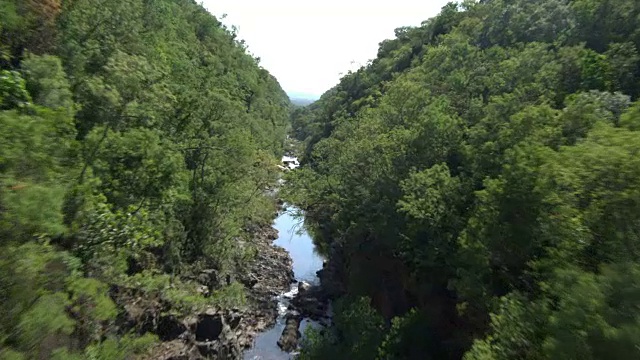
[243,205,326,360]
[2,0,640,359]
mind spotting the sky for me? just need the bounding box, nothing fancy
[202,0,451,99]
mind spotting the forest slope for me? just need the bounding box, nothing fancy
[0,0,290,358]
[285,0,640,359]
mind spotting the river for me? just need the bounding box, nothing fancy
[243,206,325,360]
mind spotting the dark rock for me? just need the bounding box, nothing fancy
[197,269,219,289]
[241,274,259,288]
[195,314,223,342]
[196,342,217,357]
[315,244,347,299]
[143,340,204,360]
[157,315,187,341]
[292,297,325,319]
[225,273,236,286]
[227,312,242,330]
[195,322,242,358]
[289,283,330,320]
[277,313,302,352]
[298,281,312,294]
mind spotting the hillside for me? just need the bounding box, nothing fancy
[0,0,291,358]
[285,0,640,359]
[290,97,316,107]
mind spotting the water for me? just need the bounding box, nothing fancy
[273,208,323,283]
[243,207,324,360]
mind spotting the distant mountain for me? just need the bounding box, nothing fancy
[287,91,318,107]
[290,97,315,106]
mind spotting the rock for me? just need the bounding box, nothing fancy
[225,273,236,286]
[226,311,242,330]
[195,321,242,359]
[298,281,312,294]
[196,285,209,297]
[277,313,302,352]
[195,313,223,342]
[315,243,347,299]
[289,283,330,320]
[122,219,298,359]
[184,315,198,332]
[157,315,187,341]
[241,273,259,288]
[198,269,219,288]
[292,297,325,319]
[265,227,278,240]
[141,340,204,360]
[195,342,216,357]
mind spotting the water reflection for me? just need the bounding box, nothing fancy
[243,207,325,360]
[273,208,324,283]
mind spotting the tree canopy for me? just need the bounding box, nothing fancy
[286,0,640,359]
[0,0,290,358]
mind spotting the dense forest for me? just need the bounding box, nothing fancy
[0,0,290,358]
[286,0,640,359]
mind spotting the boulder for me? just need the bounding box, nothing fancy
[195,312,223,342]
[157,315,187,341]
[297,281,312,294]
[197,269,219,289]
[277,313,302,352]
[290,283,330,320]
[292,296,325,319]
[194,313,242,359]
[226,311,242,330]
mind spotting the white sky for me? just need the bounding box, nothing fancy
[202,0,451,99]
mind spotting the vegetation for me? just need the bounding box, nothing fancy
[0,0,290,358]
[286,0,640,359]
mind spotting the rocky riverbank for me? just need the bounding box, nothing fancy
[121,203,340,359]
[273,243,350,354]
[275,280,331,352]
[118,222,296,360]
[271,241,347,352]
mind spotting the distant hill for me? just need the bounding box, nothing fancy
[290,97,316,106]
[287,91,318,107]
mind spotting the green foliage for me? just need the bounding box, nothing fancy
[119,271,209,314]
[84,334,157,360]
[288,0,640,359]
[620,100,640,130]
[299,297,385,360]
[17,293,76,353]
[22,54,74,112]
[0,70,30,109]
[378,309,439,360]
[0,241,142,359]
[0,0,290,355]
[0,349,25,360]
[211,281,247,308]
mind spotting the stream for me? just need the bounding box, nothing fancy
[243,206,325,360]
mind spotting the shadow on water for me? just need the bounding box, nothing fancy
[243,206,325,360]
